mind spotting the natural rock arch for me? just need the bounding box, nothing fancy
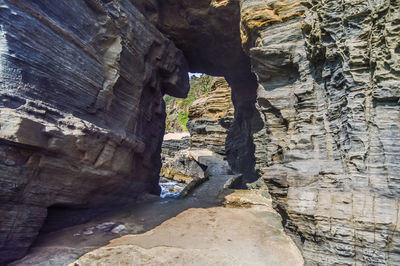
[0,0,399,265]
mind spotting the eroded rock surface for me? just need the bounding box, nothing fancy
[188,77,234,155]
[0,0,188,263]
[71,189,304,266]
[240,0,400,264]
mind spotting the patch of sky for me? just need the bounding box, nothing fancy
[189,72,203,78]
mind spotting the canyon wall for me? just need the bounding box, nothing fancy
[240,0,400,264]
[0,0,188,263]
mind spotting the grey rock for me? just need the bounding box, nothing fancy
[95,222,116,232]
[111,224,126,234]
[82,228,94,236]
[240,0,400,264]
[0,0,189,263]
[161,136,191,158]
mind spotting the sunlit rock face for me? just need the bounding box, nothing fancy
[240,0,400,264]
[187,77,234,155]
[0,0,188,263]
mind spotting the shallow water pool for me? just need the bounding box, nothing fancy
[159,177,186,198]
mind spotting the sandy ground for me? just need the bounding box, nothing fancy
[164,132,190,140]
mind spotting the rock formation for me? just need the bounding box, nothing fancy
[0,0,189,263]
[1,0,400,265]
[134,0,260,179]
[187,77,234,155]
[161,149,206,186]
[161,77,235,197]
[240,0,400,264]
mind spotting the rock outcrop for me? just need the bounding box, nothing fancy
[161,149,206,185]
[240,0,400,264]
[187,77,234,155]
[161,132,191,158]
[0,0,188,263]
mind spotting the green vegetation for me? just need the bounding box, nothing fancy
[164,95,173,105]
[177,110,189,131]
[165,75,213,132]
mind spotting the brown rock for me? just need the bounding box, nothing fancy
[187,77,234,155]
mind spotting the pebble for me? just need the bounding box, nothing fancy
[96,222,116,232]
[111,224,126,234]
[83,228,94,236]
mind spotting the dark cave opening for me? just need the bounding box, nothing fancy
[40,204,109,234]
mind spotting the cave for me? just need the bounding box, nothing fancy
[1,0,400,265]
[40,204,105,234]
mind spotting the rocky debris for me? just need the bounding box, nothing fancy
[184,151,243,204]
[0,0,189,263]
[160,147,237,199]
[222,174,243,191]
[161,126,239,199]
[161,137,241,200]
[76,222,125,237]
[240,0,400,264]
[95,222,116,232]
[161,150,206,184]
[223,189,272,209]
[111,225,126,235]
[187,77,234,155]
[82,228,94,236]
[70,189,304,266]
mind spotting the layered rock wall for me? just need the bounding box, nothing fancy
[187,77,234,155]
[2,0,400,265]
[0,0,188,263]
[241,0,400,264]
